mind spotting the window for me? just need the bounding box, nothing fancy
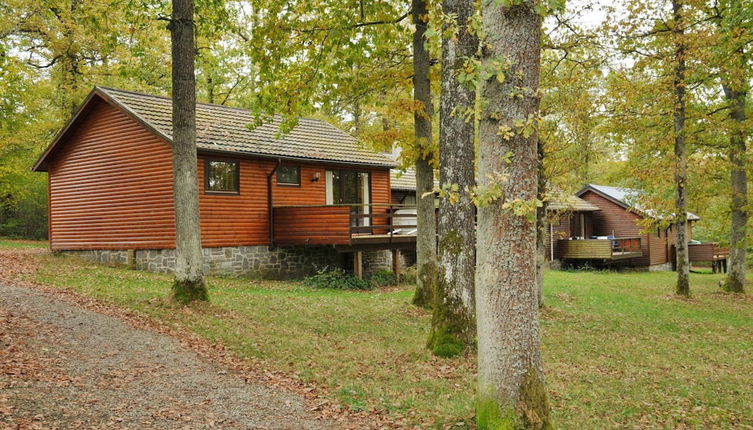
[205,159,239,193]
[277,165,300,186]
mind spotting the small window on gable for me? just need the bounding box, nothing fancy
[205,159,239,193]
[277,165,300,186]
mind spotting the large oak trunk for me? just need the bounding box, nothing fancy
[169,0,208,302]
[673,0,690,297]
[475,1,550,428]
[722,83,748,293]
[429,0,478,355]
[411,0,438,308]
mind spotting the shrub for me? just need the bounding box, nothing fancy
[368,269,397,288]
[303,267,371,290]
[399,265,417,285]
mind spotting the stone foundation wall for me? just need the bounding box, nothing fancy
[65,245,343,280]
[361,250,393,276]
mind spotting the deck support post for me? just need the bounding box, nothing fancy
[354,251,363,279]
[392,249,401,282]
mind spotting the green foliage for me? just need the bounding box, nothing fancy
[0,180,48,240]
[303,267,371,290]
[399,265,418,285]
[368,269,397,289]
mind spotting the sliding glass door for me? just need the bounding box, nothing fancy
[325,170,370,226]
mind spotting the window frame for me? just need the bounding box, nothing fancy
[204,158,240,195]
[276,164,301,187]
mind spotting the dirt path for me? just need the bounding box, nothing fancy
[0,281,336,429]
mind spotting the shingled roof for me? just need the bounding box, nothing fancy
[577,184,700,221]
[33,87,394,171]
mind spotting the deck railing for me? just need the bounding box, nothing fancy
[272,204,417,246]
[558,237,642,260]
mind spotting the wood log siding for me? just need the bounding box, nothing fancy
[48,99,177,250]
[272,206,351,245]
[579,190,685,266]
[580,190,656,266]
[198,155,271,247]
[46,97,393,250]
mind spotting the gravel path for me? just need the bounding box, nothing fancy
[0,282,335,429]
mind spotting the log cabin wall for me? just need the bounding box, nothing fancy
[197,155,274,247]
[47,97,394,251]
[547,213,571,260]
[580,190,655,266]
[47,99,177,250]
[198,156,392,247]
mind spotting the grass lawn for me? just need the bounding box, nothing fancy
[9,244,753,429]
[0,238,48,248]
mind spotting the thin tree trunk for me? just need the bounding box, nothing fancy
[60,0,82,117]
[476,1,550,428]
[428,0,478,356]
[673,0,690,297]
[411,0,438,308]
[722,82,748,293]
[169,0,208,303]
[536,138,546,308]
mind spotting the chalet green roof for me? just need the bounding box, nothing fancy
[99,87,395,168]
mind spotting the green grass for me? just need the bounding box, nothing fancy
[13,246,753,429]
[0,238,48,248]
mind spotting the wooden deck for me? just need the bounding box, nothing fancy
[559,237,642,261]
[672,243,729,273]
[272,204,417,250]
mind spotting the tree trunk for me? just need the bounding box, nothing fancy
[411,0,438,308]
[428,0,478,356]
[536,138,546,308]
[476,2,550,428]
[673,0,690,297]
[59,0,82,117]
[722,82,748,293]
[169,0,208,303]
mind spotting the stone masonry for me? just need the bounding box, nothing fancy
[65,245,397,279]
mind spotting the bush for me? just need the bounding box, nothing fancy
[368,269,397,288]
[303,267,371,290]
[399,265,417,285]
[0,183,48,240]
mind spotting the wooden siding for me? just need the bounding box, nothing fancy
[46,97,394,250]
[272,206,351,245]
[48,98,176,250]
[198,156,272,247]
[271,163,327,206]
[580,190,656,266]
[198,159,393,247]
[546,211,594,260]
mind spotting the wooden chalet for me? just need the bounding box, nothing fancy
[555,184,727,270]
[32,87,416,278]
